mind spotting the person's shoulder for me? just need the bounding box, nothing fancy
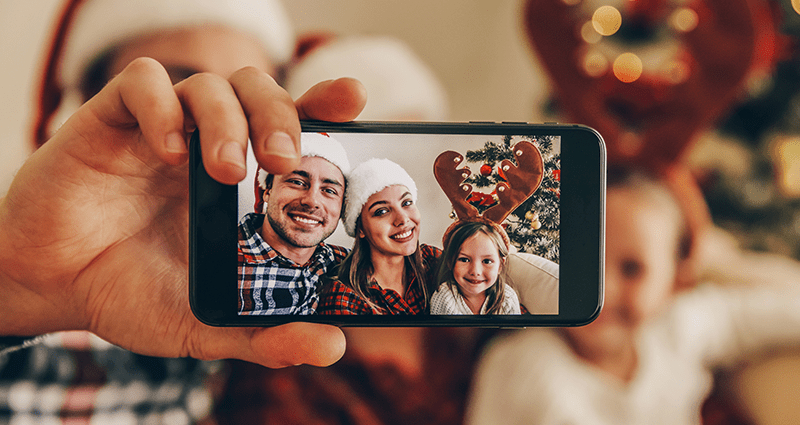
[503,283,519,302]
[317,279,364,315]
[429,282,457,314]
[320,278,352,294]
[238,212,264,232]
[430,281,452,301]
[323,243,350,261]
[420,243,442,258]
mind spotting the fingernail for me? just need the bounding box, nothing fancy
[219,142,246,169]
[263,132,298,160]
[165,132,188,154]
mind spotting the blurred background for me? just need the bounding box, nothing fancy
[0,0,548,196]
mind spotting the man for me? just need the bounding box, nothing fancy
[239,132,351,315]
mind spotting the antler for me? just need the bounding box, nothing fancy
[482,141,544,223]
[435,141,545,224]
[434,150,480,220]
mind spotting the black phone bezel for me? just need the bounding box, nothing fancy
[190,121,605,327]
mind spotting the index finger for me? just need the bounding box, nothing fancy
[229,67,301,176]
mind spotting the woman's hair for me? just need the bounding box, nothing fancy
[336,217,430,314]
[436,220,510,315]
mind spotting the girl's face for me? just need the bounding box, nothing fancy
[452,232,502,298]
[359,185,421,259]
[564,186,679,357]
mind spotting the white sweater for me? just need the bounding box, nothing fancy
[467,235,800,425]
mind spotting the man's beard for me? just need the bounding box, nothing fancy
[266,207,335,248]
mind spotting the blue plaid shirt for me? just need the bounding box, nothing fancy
[238,213,348,315]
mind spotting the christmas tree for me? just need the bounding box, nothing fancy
[461,135,561,262]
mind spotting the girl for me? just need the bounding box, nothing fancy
[430,219,522,315]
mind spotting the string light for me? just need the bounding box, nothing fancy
[661,59,690,85]
[670,8,699,32]
[581,21,603,44]
[582,49,609,77]
[592,5,622,36]
[613,53,643,83]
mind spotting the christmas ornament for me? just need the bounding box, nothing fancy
[480,163,493,176]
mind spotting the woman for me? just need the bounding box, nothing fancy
[317,158,440,314]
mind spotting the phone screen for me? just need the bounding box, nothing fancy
[191,121,604,327]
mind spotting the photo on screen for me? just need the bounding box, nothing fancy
[236,132,560,316]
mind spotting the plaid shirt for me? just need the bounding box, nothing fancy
[0,331,219,424]
[317,244,441,315]
[238,213,348,315]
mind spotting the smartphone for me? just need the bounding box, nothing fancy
[190,121,605,327]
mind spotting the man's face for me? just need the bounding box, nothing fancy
[262,156,345,250]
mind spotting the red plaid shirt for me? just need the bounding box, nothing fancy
[317,244,441,315]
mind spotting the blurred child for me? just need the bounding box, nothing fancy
[466,167,800,424]
[430,219,521,315]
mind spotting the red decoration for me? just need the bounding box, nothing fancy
[498,166,507,181]
[467,192,497,207]
[552,169,561,181]
[480,164,493,176]
[523,0,787,169]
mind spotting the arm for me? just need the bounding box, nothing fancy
[663,281,800,367]
[0,59,366,367]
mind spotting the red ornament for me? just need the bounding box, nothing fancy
[480,164,492,176]
[552,169,561,181]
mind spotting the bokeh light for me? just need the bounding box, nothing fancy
[562,0,581,5]
[670,8,699,32]
[581,21,603,44]
[592,6,622,36]
[582,50,609,77]
[792,0,800,15]
[613,53,643,83]
[661,60,690,85]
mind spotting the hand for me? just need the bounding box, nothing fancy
[0,58,366,368]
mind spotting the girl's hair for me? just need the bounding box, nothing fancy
[436,220,510,315]
[336,217,430,314]
[607,166,691,264]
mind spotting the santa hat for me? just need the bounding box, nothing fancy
[342,158,418,237]
[285,35,448,121]
[254,132,351,213]
[33,0,295,148]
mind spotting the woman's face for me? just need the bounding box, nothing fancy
[452,231,501,299]
[358,185,421,259]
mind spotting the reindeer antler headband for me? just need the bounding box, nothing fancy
[434,140,545,246]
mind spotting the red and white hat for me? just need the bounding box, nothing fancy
[33,0,295,148]
[254,132,351,213]
[342,158,418,237]
[61,0,295,93]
